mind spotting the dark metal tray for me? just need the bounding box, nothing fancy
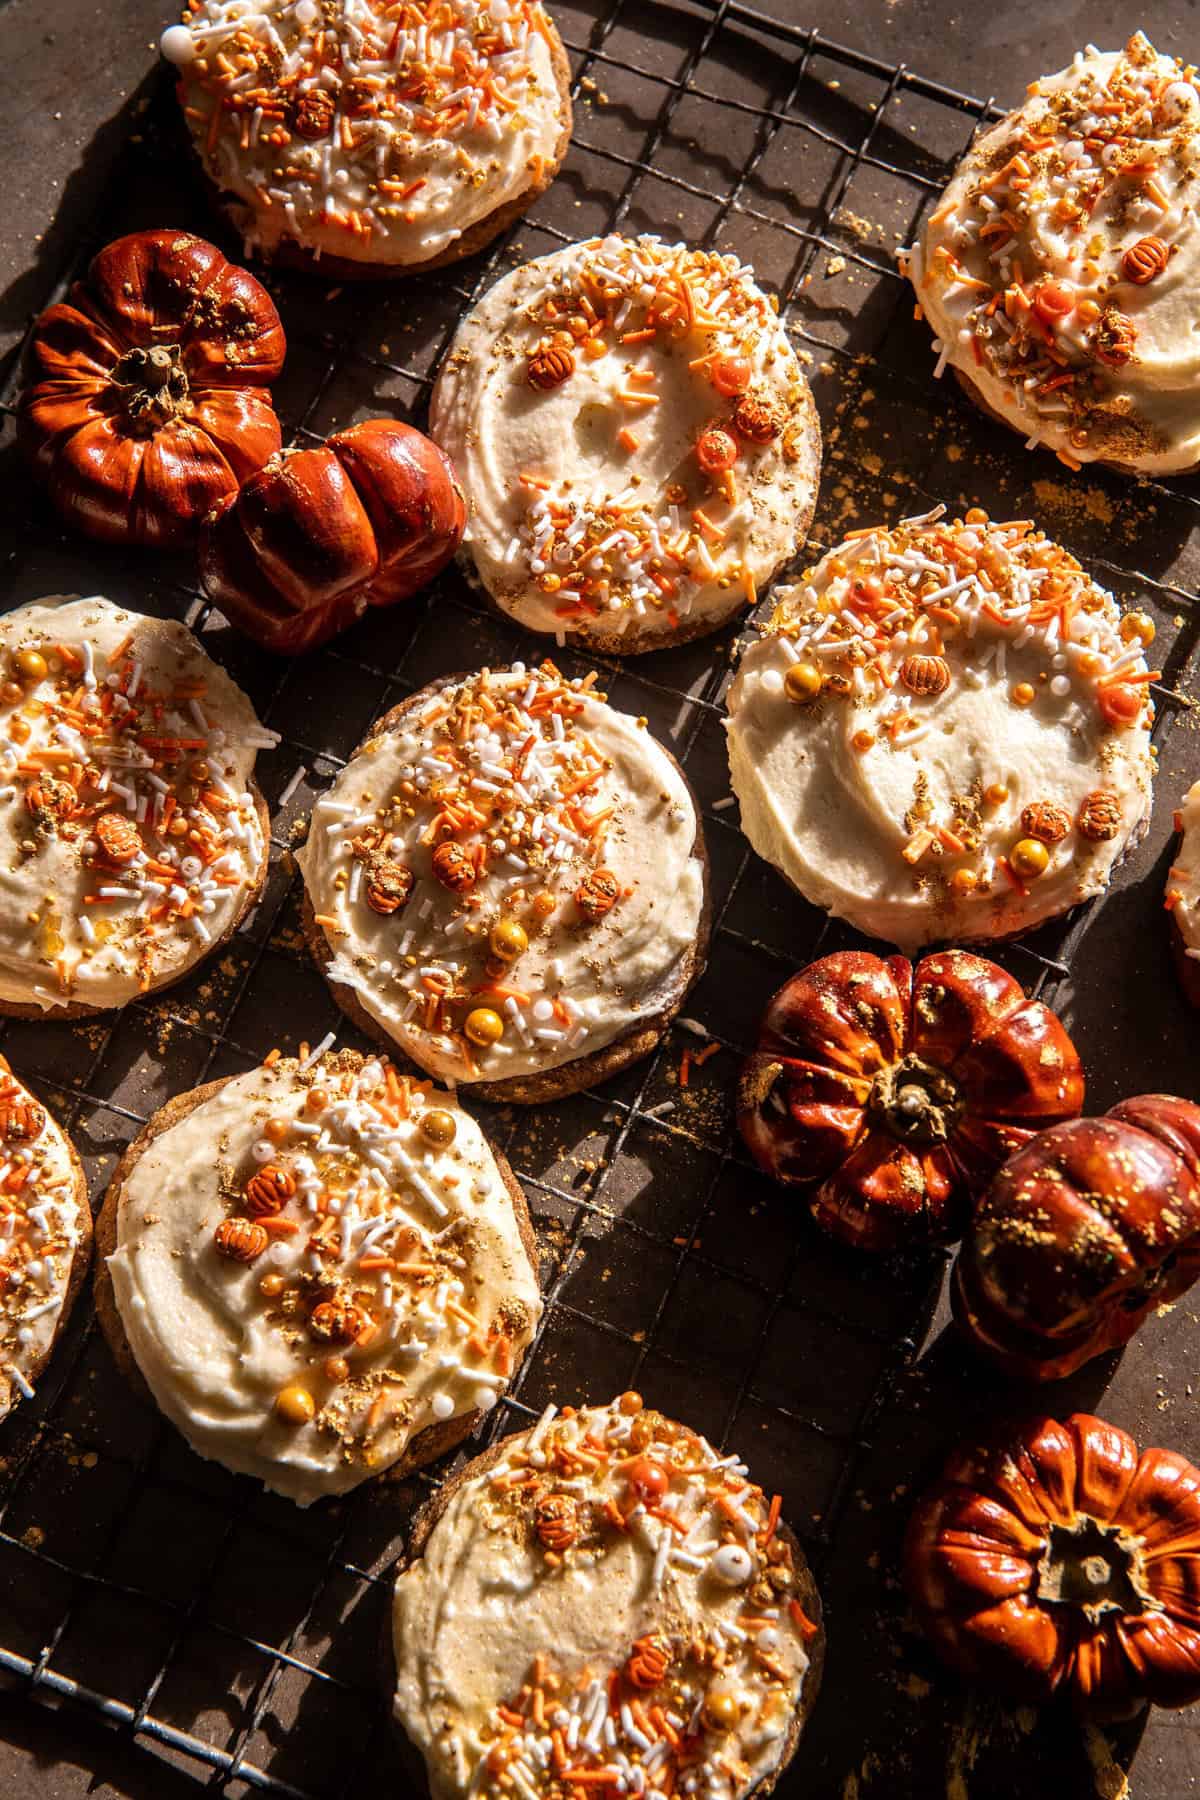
[1,2,1199,1796]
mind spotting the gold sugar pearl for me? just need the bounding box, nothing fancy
[464,1007,505,1048]
[489,918,529,963]
[419,1108,458,1148]
[264,1116,290,1145]
[703,1692,742,1732]
[530,891,557,921]
[1076,652,1103,676]
[964,507,990,525]
[260,1272,286,1298]
[1011,682,1036,707]
[275,1385,316,1425]
[14,650,48,683]
[583,336,607,360]
[1,682,23,705]
[1010,838,1050,880]
[784,662,823,705]
[305,1086,328,1114]
[983,784,1009,807]
[618,1390,644,1415]
[1120,611,1156,647]
[851,730,875,752]
[950,868,978,895]
[324,1356,350,1384]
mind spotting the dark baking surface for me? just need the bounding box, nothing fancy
[2,1,1200,1797]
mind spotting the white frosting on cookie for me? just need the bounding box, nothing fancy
[298,665,705,1086]
[1169,779,1200,963]
[0,597,273,1012]
[0,1066,85,1420]
[106,1052,540,1506]
[725,506,1156,949]
[429,235,820,648]
[168,0,568,268]
[392,1397,817,1800]
[906,33,1200,474]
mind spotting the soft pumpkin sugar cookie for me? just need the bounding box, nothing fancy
[429,234,821,653]
[389,1395,824,1800]
[162,0,572,276]
[0,595,274,1016]
[298,664,709,1102]
[1168,780,1200,1008]
[906,32,1200,474]
[96,1049,540,1505]
[0,1059,91,1422]
[725,506,1156,949]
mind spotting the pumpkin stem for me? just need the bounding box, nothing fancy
[1035,1516,1158,1619]
[739,1058,786,1116]
[867,1053,963,1147]
[111,344,190,431]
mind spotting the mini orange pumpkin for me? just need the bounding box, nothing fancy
[906,1412,1200,1716]
[19,230,285,546]
[199,418,465,654]
[737,950,1084,1252]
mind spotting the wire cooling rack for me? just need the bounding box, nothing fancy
[2,3,1200,1797]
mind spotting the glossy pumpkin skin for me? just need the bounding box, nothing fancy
[199,418,466,653]
[736,950,1084,1252]
[953,1094,1200,1381]
[18,230,285,546]
[905,1412,1200,1716]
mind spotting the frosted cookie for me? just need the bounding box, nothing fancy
[95,1049,540,1506]
[1167,780,1200,1008]
[162,0,572,276]
[725,506,1157,950]
[298,664,709,1102]
[0,1060,90,1422]
[905,33,1200,475]
[0,596,274,1016]
[429,235,821,653]
[389,1395,824,1800]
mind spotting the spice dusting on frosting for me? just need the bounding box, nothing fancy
[392,1396,819,1800]
[726,504,1156,948]
[0,597,274,1011]
[299,663,705,1085]
[106,1048,539,1505]
[905,33,1200,473]
[0,1064,84,1418]
[430,236,819,646]
[165,0,568,266]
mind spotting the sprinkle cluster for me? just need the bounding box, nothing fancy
[465,1397,816,1800]
[503,237,808,635]
[170,0,559,250]
[0,622,275,1000]
[0,1070,80,1410]
[761,504,1154,897]
[907,33,1200,465]
[313,664,641,1075]
[213,1049,528,1459]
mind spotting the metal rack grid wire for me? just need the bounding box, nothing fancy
[1,2,1199,1796]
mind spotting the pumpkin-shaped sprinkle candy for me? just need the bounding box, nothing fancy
[575,867,620,922]
[1077,790,1123,841]
[364,856,414,915]
[534,1490,579,1552]
[527,345,575,390]
[243,1163,296,1216]
[431,840,476,893]
[1122,235,1170,284]
[214,1216,269,1263]
[95,811,142,865]
[1020,801,1071,844]
[732,395,784,442]
[899,654,951,697]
